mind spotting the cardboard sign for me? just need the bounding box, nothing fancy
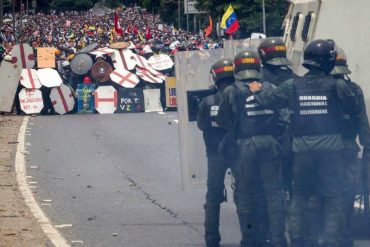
[117,88,144,113]
[37,47,56,68]
[94,86,117,114]
[20,69,42,89]
[19,88,44,114]
[143,89,163,112]
[165,77,177,108]
[77,84,95,113]
[50,84,75,115]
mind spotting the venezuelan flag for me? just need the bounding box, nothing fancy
[220,4,239,34]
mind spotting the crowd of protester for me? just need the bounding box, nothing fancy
[0,6,222,62]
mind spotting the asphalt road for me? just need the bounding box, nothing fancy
[25,112,240,247]
[24,112,370,247]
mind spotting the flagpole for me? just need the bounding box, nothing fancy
[186,0,189,32]
[178,0,181,29]
[12,0,15,41]
[262,0,266,34]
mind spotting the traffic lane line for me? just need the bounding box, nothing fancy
[15,116,70,247]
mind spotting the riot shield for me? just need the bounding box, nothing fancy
[176,48,225,189]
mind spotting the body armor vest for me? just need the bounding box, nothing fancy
[203,93,227,155]
[236,82,278,138]
[293,76,341,136]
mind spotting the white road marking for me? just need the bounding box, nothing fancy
[54,224,73,228]
[157,111,165,115]
[42,199,53,203]
[30,166,38,169]
[29,181,38,184]
[71,240,84,244]
[15,116,70,247]
[174,119,179,123]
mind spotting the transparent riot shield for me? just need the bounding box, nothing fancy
[175,49,225,189]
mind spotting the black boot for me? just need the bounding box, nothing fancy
[204,205,221,247]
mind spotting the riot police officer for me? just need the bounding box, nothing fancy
[217,51,287,247]
[330,47,370,247]
[258,37,298,243]
[258,37,298,86]
[196,58,235,247]
[248,39,357,247]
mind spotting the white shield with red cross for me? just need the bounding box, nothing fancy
[112,49,136,71]
[94,86,117,114]
[11,43,35,69]
[18,88,44,114]
[136,67,164,83]
[50,84,75,115]
[134,54,165,80]
[89,47,116,56]
[20,69,42,89]
[110,68,140,88]
[37,68,63,88]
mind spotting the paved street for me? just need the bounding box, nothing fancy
[25,113,240,247]
[23,112,370,247]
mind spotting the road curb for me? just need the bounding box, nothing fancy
[15,116,71,247]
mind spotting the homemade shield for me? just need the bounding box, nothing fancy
[110,42,131,50]
[91,60,113,83]
[77,43,99,54]
[148,54,174,71]
[89,47,116,56]
[37,68,63,88]
[143,89,163,112]
[19,88,44,114]
[136,67,163,83]
[11,43,35,69]
[77,83,95,113]
[110,69,140,88]
[50,84,75,114]
[117,88,144,113]
[20,69,42,89]
[70,54,93,75]
[0,60,22,112]
[112,49,136,71]
[94,86,117,114]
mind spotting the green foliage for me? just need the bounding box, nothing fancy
[105,0,122,8]
[74,0,95,10]
[49,0,96,10]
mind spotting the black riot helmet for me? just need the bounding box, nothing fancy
[330,46,351,75]
[258,37,292,66]
[303,39,337,74]
[210,58,235,84]
[234,50,262,81]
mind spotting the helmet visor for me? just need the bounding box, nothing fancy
[235,69,262,81]
[330,65,351,75]
[266,57,292,66]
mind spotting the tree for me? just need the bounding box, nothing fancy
[50,0,95,10]
[74,0,95,10]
